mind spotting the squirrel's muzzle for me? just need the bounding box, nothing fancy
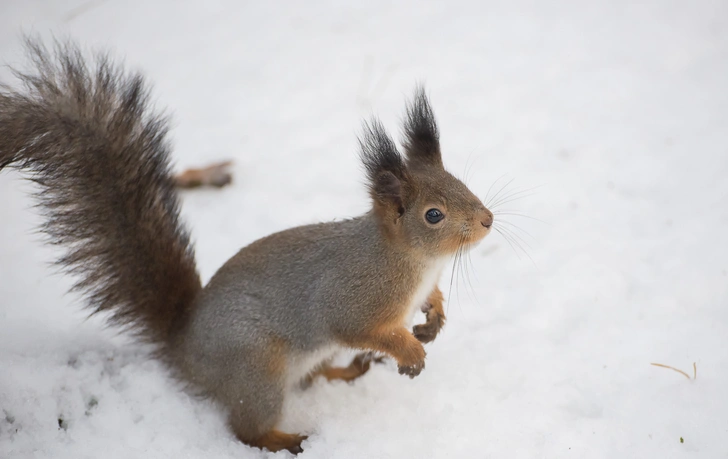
[479,208,494,229]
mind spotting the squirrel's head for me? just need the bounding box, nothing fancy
[360,87,493,259]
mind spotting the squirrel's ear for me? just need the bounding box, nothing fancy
[359,119,408,215]
[402,86,442,168]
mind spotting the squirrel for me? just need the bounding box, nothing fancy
[0,39,494,455]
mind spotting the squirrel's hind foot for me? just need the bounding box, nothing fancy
[175,160,233,188]
[246,430,308,455]
[304,352,385,386]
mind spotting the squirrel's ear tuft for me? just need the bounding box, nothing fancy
[402,86,442,168]
[359,119,408,214]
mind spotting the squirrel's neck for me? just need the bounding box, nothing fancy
[361,210,449,286]
[363,210,445,267]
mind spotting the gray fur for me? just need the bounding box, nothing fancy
[1,38,493,451]
[174,215,423,438]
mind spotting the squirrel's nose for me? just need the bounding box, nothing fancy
[480,209,494,229]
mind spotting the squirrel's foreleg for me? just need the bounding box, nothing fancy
[413,286,446,344]
[346,326,426,379]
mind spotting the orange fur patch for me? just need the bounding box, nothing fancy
[247,430,308,454]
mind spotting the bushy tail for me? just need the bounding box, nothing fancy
[0,39,201,347]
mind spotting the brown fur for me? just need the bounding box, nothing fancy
[346,325,427,378]
[0,39,200,349]
[0,40,495,455]
[175,160,233,188]
[413,287,446,343]
[310,353,385,383]
[246,430,308,455]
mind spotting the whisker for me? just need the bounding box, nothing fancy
[493,211,550,225]
[494,227,522,260]
[488,184,544,209]
[447,233,466,313]
[454,234,467,314]
[485,177,515,208]
[494,219,537,241]
[487,180,530,209]
[501,227,534,253]
[458,236,476,306]
[465,165,475,185]
[488,184,544,210]
[463,247,479,307]
[495,224,537,266]
[490,192,538,210]
[489,187,529,208]
[495,226,530,262]
[483,178,541,267]
[495,223,532,251]
[483,174,508,205]
[462,150,478,186]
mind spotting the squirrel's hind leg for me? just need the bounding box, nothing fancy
[228,376,309,454]
[223,341,308,454]
[230,386,308,455]
[307,352,385,384]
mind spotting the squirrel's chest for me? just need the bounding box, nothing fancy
[402,257,449,323]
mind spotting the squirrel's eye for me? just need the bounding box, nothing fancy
[425,208,444,224]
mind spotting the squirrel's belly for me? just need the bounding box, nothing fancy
[404,257,449,324]
[285,344,341,387]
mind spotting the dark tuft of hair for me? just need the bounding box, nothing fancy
[359,118,407,182]
[358,119,408,212]
[402,86,442,167]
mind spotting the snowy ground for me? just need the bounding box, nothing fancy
[1,1,727,457]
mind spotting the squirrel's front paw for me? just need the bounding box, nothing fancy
[413,322,438,344]
[413,306,445,344]
[397,360,425,378]
[397,344,426,379]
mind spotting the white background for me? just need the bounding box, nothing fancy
[1,1,727,457]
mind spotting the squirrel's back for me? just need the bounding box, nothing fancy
[186,215,401,335]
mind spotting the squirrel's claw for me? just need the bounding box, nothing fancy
[397,360,425,378]
[286,440,306,455]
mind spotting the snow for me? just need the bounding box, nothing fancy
[1,0,727,457]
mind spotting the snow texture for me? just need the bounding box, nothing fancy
[1,1,727,458]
